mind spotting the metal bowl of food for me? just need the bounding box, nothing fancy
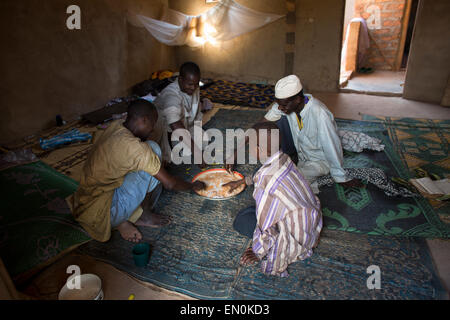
[192,168,245,200]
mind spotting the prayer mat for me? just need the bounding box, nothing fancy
[0,161,91,283]
[1,119,99,182]
[3,119,93,154]
[77,108,446,299]
[77,227,446,299]
[200,78,275,109]
[205,109,450,238]
[36,138,95,183]
[362,115,450,223]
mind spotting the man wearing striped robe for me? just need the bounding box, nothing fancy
[224,122,322,277]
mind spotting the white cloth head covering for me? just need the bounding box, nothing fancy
[275,75,303,99]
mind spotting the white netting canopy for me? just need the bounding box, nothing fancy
[137,0,284,47]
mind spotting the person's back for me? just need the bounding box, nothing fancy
[79,120,159,190]
[68,99,206,243]
[252,150,322,276]
[70,118,162,242]
[228,122,322,277]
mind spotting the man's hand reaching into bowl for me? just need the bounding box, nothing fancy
[222,179,245,194]
[192,180,206,192]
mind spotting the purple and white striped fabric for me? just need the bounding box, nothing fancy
[251,151,322,277]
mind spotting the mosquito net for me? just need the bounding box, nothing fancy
[137,0,284,47]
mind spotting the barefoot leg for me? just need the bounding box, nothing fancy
[239,247,259,266]
[136,189,171,228]
[135,210,171,228]
[116,221,142,243]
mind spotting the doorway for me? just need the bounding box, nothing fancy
[339,0,419,96]
[400,0,419,69]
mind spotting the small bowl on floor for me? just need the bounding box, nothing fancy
[58,273,104,300]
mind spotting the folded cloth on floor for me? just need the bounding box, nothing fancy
[39,129,92,150]
[338,130,385,153]
[316,167,418,198]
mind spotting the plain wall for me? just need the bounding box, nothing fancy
[169,0,287,84]
[0,0,176,144]
[169,0,344,93]
[343,0,356,43]
[293,0,345,93]
[2,0,447,145]
[403,0,450,104]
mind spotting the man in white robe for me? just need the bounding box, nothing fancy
[153,62,210,166]
[264,75,363,192]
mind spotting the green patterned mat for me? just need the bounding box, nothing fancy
[203,110,450,238]
[322,119,449,238]
[78,109,447,299]
[362,115,450,221]
[78,226,447,299]
[0,161,91,282]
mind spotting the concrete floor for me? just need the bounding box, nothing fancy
[315,91,450,120]
[21,92,450,300]
[341,70,406,97]
[21,253,193,300]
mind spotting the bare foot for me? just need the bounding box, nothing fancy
[117,221,142,243]
[239,247,259,266]
[135,210,171,228]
